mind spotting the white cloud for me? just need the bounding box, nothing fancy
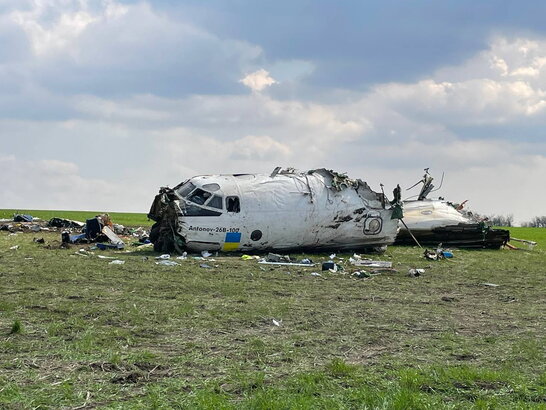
[239,69,277,92]
[0,155,123,211]
[9,0,116,56]
[3,0,264,97]
[230,135,291,160]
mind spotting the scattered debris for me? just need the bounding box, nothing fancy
[33,238,45,244]
[155,260,179,266]
[424,249,438,261]
[482,283,499,287]
[259,259,316,267]
[408,268,425,277]
[199,263,212,269]
[505,238,537,251]
[310,272,322,277]
[48,217,85,229]
[350,258,393,268]
[266,253,291,263]
[109,260,125,265]
[321,261,339,272]
[176,252,188,260]
[13,214,33,222]
[511,238,537,248]
[201,250,212,258]
[424,248,454,261]
[241,254,260,260]
[101,226,125,248]
[351,271,372,279]
[10,245,19,250]
[156,254,171,260]
[272,319,282,327]
[112,224,125,234]
[59,214,125,250]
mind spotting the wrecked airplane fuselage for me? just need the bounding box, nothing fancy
[148,168,400,253]
[395,170,509,248]
[396,199,509,248]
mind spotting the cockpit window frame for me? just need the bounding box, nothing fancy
[206,194,223,210]
[175,182,196,198]
[187,188,212,205]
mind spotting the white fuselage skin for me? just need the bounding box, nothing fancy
[400,199,472,232]
[169,171,399,252]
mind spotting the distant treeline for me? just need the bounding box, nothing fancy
[521,216,546,228]
[485,214,546,227]
[486,214,514,227]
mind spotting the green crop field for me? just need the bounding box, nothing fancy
[1,224,545,408]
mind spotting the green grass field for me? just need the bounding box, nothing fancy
[1,216,545,408]
[0,209,153,227]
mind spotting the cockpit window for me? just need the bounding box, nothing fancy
[226,196,240,213]
[188,188,212,205]
[207,195,223,210]
[202,183,221,192]
[182,203,221,217]
[176,182,195,198]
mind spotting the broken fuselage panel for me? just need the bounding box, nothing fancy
[396,199,509,248]
[148,168,400,253]
[395,170,509,248]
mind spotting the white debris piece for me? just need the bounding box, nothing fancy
[351,259,392,268]
[408,268,425,277]
[156,260,180,266]
[101,226,125,249]
[258,261,316,267]
[109,260,125,265]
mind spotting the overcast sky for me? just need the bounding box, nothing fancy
[1,0,546,224]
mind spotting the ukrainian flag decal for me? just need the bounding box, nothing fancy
[223,232,241,251]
